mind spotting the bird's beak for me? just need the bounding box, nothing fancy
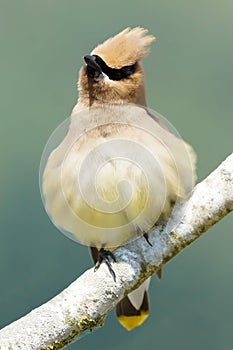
[83,55,102,72]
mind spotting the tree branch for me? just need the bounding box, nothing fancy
[0,154,233,350]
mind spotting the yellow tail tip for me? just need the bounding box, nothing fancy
[117,312,149,331]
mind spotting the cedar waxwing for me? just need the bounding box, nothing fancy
[41,27,196,331]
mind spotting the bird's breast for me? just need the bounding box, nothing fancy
[42,105,195,248]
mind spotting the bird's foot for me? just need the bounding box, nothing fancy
[136,227,153,247]
[143,232,153,247]
[94,248,117,282]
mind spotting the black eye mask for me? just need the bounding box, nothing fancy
[86,55,137,81]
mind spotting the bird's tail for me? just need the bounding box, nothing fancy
[116,278,150,331]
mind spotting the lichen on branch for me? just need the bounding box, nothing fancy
[0,153,232,350]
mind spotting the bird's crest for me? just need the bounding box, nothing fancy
[91,27,156,69]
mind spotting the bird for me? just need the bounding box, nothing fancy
[42,27,196,331]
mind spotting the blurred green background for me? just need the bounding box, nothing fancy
[0,0,233,349]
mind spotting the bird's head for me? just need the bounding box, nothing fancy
[78,27,156,107]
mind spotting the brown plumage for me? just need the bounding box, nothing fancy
[91,27,155,68]
[43,27,196,331]
[76,28,155,108]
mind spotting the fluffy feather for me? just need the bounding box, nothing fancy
[92,27,156,68]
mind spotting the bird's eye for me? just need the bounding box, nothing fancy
[113,71,122,80]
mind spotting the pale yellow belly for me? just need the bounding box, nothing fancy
[42,115,192,248]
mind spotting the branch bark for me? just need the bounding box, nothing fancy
[0,154,233,350]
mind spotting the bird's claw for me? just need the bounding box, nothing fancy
[94,248,116,282]
[143,232,153,247]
